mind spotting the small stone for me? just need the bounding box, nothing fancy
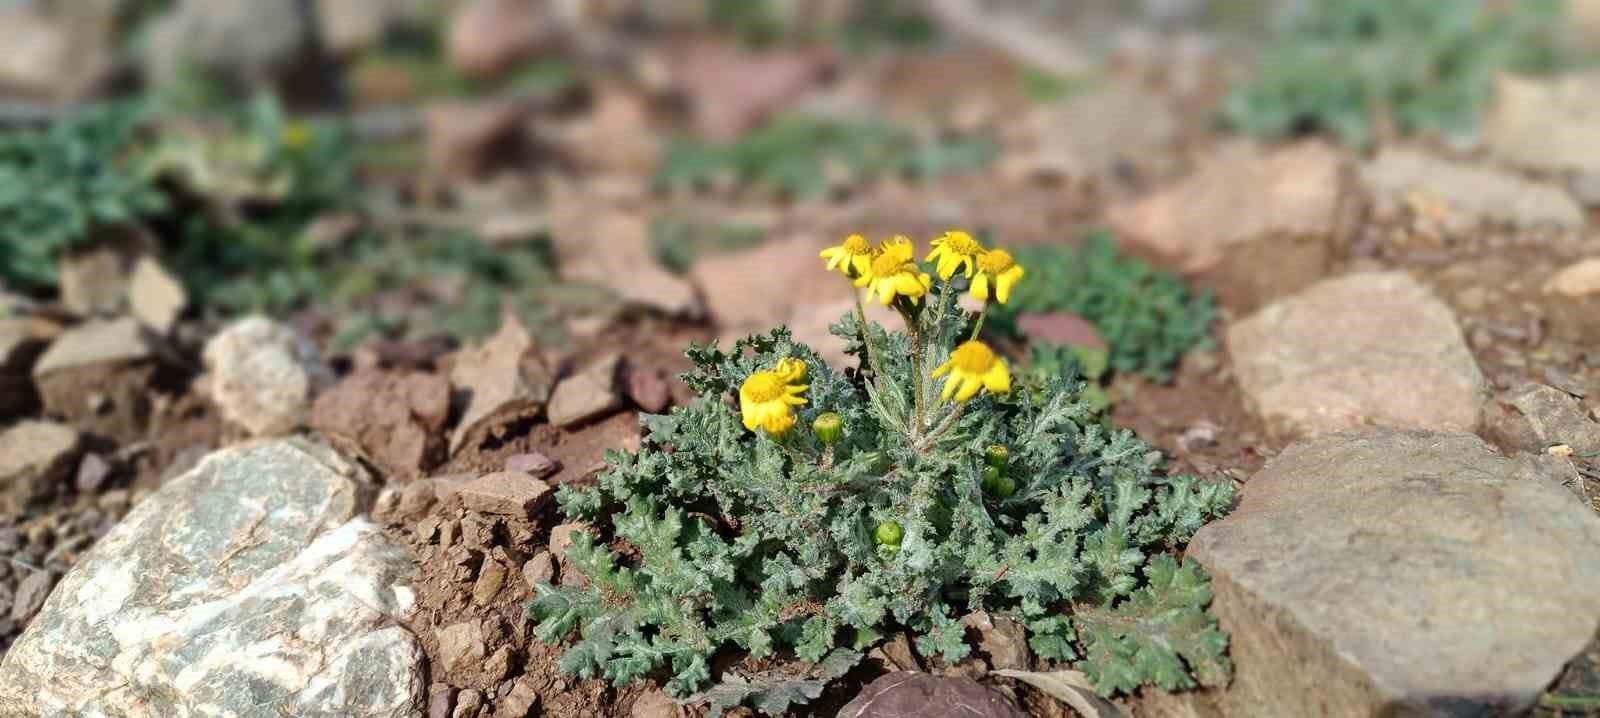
[203,316,330,437]
[1177,421,1220,453]
[867,633,921,672]
[472,556,508,605]
[73,452,113,494]
[449,315,553,453]
[497,677,541,718]
[1361,147,1584,231]
[129,256,188,334]
[458,472,552,519]
[446,0,553,79]
[625,365,672,414]
[482,645,512,682]
[10,569,56,623]
[503,451,559,478]
[631,688,678,718]
[428,684,456,718]
[312,370,451,481]
[960,611,1030,672]
[0,421,83,508]
[1015,312,1108,352]
[839,672,1026,718]
[1509,384,1600,456]
[522,551,556,589]
[453,688,484,718]
[436,621,488,676]
[1545,258,1600,297]
[1227,272,1487,438]
[548,522,589,561]
[547,354,624,428]
[1485,72,1600,175]
[57,232,145,317]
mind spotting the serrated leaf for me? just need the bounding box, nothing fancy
[682,649,863,717]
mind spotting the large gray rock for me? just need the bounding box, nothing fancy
[1190,429,1600,717]
[1362,147,1584,231]
[0,439,425,717]
[1227,272,1487,438]
[839,672,1026,718]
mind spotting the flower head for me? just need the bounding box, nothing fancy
[740,361,809,436]
[819,234,876,278]
[925,230,985,280]
[971,248,1025,304]
[932,340,1011,402]
[854,236,932,305]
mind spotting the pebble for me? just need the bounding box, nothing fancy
[11,569,55,622]
[503,451,559,478]
[458,472,553,520]
[522,551,556,589]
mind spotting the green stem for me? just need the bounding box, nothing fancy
[969,302,990,342]
[909,311,925,436]
[854,291,885,383]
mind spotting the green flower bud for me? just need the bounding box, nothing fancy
[875,520,904,546]
[981,464,1002,493]
[985,444,1009,470]
[994,476,1016,498]
[813,412,843,445]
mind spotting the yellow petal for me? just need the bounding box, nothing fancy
[850,255,871,277]
[983,361,1011,394]
[955,374,983,402]
[941,374,959,400]
[932,358,952,378]
[971,273,990,300]
[876,279,896,305]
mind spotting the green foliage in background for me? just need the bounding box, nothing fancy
[650,216,768,274]
[0,102,167,291]
[656,115,995,199]
[711,0,935,51]
[531,279,1233,714]
[996,232,1215,382]
[1224,0,1571,147]
[1022,343,1111,418]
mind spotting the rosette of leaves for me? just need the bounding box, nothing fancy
[531,277,1234,714]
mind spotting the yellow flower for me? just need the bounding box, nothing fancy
[932,340,1011,402]
[820,234,876,278]
[854,236,932,305]
[925,230,985,280]
[740,362,809,436]
[281,122,313,151]
[971,248,1025,304]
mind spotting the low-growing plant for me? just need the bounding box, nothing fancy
[1224,0,1570,147]
[995,232,1215,382]
[650,215,767,275]
[655,115,994,199]
[530,231,1234,715]
[0,101,167,291]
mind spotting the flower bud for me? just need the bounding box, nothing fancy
[813,412,843,445]
[985,444,1009,470]
[994,476,1016,498]
[981,464,1002,493]
[875,520,904,547]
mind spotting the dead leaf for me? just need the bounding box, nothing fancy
[995,668,1122,718]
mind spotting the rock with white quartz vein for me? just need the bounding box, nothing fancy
[0,439,425,717]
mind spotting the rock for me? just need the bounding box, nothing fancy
[631,687,679,718]
[436,621,487,676]
[1545,257,1600,297]
[458,472,553,520]
[143,0,322,99]
[561,87,661,174]
[867,633,921,672]
[839,671,1026,718]
[73,452,113,494]
[671,41,835,141]
[498,677,541,717]
[522,551,556,589]
[548,354,624,428]
[429,684,456,718]
[1509,384,1600,455]
[1189,429,1600,717]
[624,364,672,414]
[504,451,559,478]
[1110,141,1353,309]
[690,234,841,331]
[203,316,329,437]
[548,522,589,564]
[446,0,555,79]
[0,319,46,419]
[128,256,187,334]
[10,570,55,623]
[0,439,423,717]
[450,315,554,453]
[0,421,84,509]
[1226,272,1487,438]
[453,688,484,718]
[472,556,508,605]
[1485,72,1600,176]
[960,611,1030,672]
[313,370,451,481]
[549,204,703,318]
[58,230,147,318]
[315,0,425,55]
[425,100,528,181]
[1000,84,1180,184]
[1015,312,1108,351]
[1361,147,1584,231]
[0,7,111,101]
[388,475,473,521]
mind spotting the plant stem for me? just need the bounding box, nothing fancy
[854,291,885,384]
[909,308,925,436]
[969,301,990,341]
